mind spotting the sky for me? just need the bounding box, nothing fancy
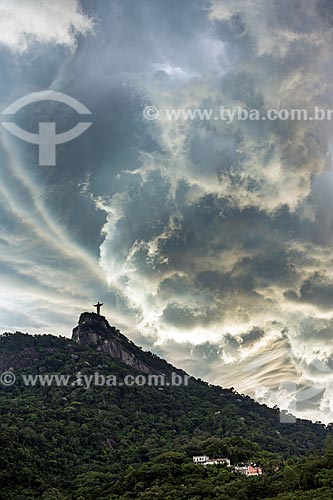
[0,0,333,422]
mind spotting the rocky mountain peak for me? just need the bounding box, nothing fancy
[72,312,116,344]
[72,312,162,375]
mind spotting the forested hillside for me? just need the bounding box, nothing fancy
[0,317,332,500]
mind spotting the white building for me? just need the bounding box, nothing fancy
[234,464,263,476]
[193,456,231,467]
[193,455,210,464]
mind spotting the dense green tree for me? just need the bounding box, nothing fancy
[0,332,332,500]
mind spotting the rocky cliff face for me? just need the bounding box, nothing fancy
[72,312,161,375]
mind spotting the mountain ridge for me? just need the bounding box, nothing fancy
[71,312,187,376]
[0,313,331,499]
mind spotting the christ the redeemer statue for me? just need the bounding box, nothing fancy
[93,302,103,315]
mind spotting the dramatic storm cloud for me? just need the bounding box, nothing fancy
[1,0,333,422]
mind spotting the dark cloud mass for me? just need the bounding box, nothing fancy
[0,0,333,422]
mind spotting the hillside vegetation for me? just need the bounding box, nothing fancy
[0,320,332,499]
